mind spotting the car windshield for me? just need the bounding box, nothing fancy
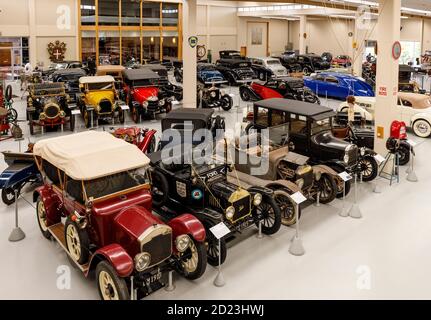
[87,82,114,90]
[84,167,148,200]
[266,60,281,66]
[311,118,332,135]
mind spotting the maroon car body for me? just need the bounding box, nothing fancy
[32,131,207,300]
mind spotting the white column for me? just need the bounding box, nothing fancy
[182,0,197,108]
[28,0,37,66]
[374,0,401,154]
[299,15,307,54]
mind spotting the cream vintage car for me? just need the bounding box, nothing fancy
[338,92,431,137]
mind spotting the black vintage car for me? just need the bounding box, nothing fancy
[296,54,331,75]
[150,109,282,266]
[139,64,183,102]
[51,68,86,102]
[197,84,233,111]
[245,98,379,196]
[215,59,256,85]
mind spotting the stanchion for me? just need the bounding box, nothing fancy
[339,180,349,217]
[289,202,305,256]
[348,174,362,219]
[8,189,26,242]
[165,270,176,292]
[213,238,226,287]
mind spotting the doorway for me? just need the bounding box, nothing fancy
[247,22,268,57]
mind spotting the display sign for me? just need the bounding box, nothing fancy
[392,41,402,60]
[338,171,353,182]
[291,191,307,205]
[378,86,387,97]
[374,154,386,164]
[210,222,231,240]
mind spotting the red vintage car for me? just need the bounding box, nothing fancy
[331,55,352,67]
[111,126,157,154]
[33,131,207,300]
[122,69,172,122]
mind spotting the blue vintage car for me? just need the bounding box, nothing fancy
[303,72,375,100]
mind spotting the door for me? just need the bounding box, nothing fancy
[247,22,268,57]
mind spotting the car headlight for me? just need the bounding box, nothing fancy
[210,91,217,98]
[253,193,263,206]
[142,101,149,108]
[158,99,165,106]
[134,252,151,272]
[360,147,366,156]
[175,235,191,253]
[226,206,235,220]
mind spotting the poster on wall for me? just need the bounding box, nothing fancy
[251,27,263,45]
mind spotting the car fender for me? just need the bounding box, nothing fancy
[33,185,62,227]
[88,244,134,278]
[410,112,431,127]
[168,214,206,243]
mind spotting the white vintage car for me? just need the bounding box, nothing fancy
[338,92,431,138]
[249,57,289,80]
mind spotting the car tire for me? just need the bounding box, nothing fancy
[64,216,90,265]
[221,95,233,111]
[2,188,17,206]
[96,261,130,301]
[360,156,378,182]
[413,119,431,138]
[36,196,51,239]
[179,239,207,280]
[254,193,282,235]
[150,169,169,208]
[397,144,410,166]
[274,190,300,227]
[315,173,337,204]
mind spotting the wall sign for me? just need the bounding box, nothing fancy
[188,36,198,48]
[392,41,402,60]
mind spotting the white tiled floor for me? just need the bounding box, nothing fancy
[1,79,430,300]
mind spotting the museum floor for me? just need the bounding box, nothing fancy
[0,79,430,300]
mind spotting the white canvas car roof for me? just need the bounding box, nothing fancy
[33,131,150,181]
[79,75,115,84]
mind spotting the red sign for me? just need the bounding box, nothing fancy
[392,41,402,60]
[378,86,387,96]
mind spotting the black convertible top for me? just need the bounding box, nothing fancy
[164,108,214,122]
[122,68,160,81]
[254,98,336,120]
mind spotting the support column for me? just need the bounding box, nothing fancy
[182,0,197,108]
[374,0,401,154]
[28,0,37,66]
[299,15,307,54]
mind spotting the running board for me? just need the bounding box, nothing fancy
[48,223,89,273]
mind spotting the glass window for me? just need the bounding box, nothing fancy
[122,31,141,65]
[98,0,119,26]
[143,2,160,27]
[81,0,96,26]
[162,3,179,26]
[81,31,96,64]
[121,0,141,26]
[99,31,120,65]
[143,35,160,61]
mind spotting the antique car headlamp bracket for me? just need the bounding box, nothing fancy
[175,235,191,253]
[135,252,151,272]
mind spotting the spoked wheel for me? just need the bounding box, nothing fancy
[179,239,207,280]
[150,170,169,207]
[359,156,378,182]
[254,194,282,235]
[274,190,300,226]
[65,216,90,265]
[36,197,51,239]
[314,173,337,204]
[96,261,130,300]
[1,187,17,206]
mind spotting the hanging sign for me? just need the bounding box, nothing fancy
[392,41,402,60]
[188,36,198,48]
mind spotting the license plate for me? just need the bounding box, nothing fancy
[145,270,162,286]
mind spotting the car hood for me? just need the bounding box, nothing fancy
[86,91,115,106]
[133,87,159,104]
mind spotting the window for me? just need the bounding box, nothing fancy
[162,3,179,26]
[121,0,141,26]
[98,0,119,26]
[81,0,96,26]
[143,2,160,26]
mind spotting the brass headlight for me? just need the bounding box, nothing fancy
[175,235,191,253]
[135,252,151,272]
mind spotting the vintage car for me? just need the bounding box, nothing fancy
[304,72,375,100]
[27,83,76,135]
[150,140,282,266]
[249,57,288,81]
[244,98,380,196]
[33,131,207,300]
[215,58,256,85]
[139,64,183,102]
[111,127,157,154]
[77,75,126,128]
[231,125,338,224]
[51,68,87,102]
[331,55,352,67]
[0,149,41,205]
[197,84,233,111]
[174,63,227,86]
[122,69,172,122]
[338,92,431,138]
[296,54,331,74]
[239,77,320,104]
[43,60,87,80]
